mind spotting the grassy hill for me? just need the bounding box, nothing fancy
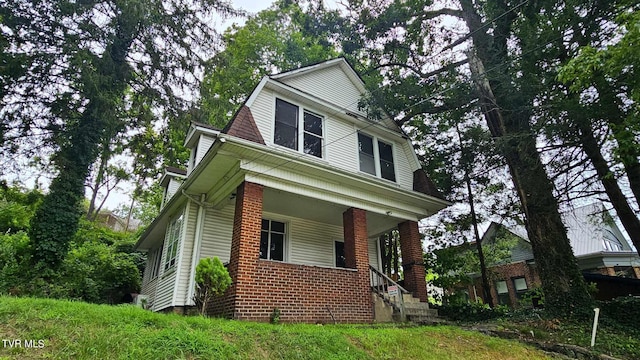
[0,297,553,360]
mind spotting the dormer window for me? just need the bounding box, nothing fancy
[358,132,396,181]
[274,98,323,158]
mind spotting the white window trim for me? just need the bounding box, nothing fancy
[149,247,162,280]
[273,97,325,158]
[260,218,288,262]
[357,131,397,182]
[163,210,184,272]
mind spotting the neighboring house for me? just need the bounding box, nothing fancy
[456,203,640,306]
[135,58,450,323]
[96,210,141,232]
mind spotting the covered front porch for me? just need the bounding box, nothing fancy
[207,181,429,323]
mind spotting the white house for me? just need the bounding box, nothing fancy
[135,58,450,322]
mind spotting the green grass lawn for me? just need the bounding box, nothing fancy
[0,297,551,359]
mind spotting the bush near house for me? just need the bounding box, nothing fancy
[0,218,142,304]
[194,256,232,315]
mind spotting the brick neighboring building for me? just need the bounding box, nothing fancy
[453,206,640,307]
[134,59,450,322]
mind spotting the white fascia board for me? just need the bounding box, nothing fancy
[136,143,227,251]
[222,135,450,218]
[184,125,220,148]
[244,76,270,108]
[263,79,405,141]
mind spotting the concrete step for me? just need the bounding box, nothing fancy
[402,293,421,303]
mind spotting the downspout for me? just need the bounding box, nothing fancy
[186,194,207,306]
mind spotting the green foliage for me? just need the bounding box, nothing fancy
[0,184,43,234]
[29,173,86,268]
[270,307,281,324]
[598,296,640,333]
[200,0,339,127]
[194,257,232,315]
[0,210,141,303]
[3,0,238,271]
[426,227,516,303]
[518,286,545,308]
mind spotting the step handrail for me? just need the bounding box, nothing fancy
[369,265,407,321]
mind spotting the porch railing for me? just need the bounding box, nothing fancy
[369,265,409,321]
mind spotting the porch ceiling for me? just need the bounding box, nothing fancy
[263,187,401,237]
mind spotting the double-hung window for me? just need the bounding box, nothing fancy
[512,277,528,300]
[358,132,396,181]
[164,211,184,271]
[260,219,285,261]
[274,98,323,158]
[149,247,162,279]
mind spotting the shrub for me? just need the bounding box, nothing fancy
[598,296,640,333]
[194,257,232,315]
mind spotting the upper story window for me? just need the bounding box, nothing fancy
[260,219,285,261]
[274,98,323,158]
[164,210,184,271]
[358,132,396,181]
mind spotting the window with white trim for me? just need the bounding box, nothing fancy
[149,247,162,279]
[164,211,184,271]
[260,219,285,261]
[274,98,323,158]
[358,132,396,181]
[512,277,528,300]
[495,280,510,305]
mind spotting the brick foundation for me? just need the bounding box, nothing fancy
[398,220,428,302]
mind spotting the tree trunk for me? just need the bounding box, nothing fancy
[87,141,111,219]
[577,120,640,254]
[594,80,640,207]
[456,124,494,306]
[460,0,591,314]
[29,14,137,268]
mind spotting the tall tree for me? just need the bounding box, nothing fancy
[1,0,237,268]
[337,0,635,313]
[200,0,340,127]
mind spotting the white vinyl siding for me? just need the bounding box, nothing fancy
[140,277,158,309]
[175,201,198,306]
[196,135,215,165]
[325,119,359,171]
[368,238,381,270]
[250,89,275,147]
[273,211,343,267]
[278,65,362,113]
[199,203,235,263]
[153,271,176,311]
[163,178,183,207]
[395,140,416,189]
[248,86,417,192]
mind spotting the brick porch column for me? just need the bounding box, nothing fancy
[228,181,263,319]
[343,207,373,320]
[398,220,428,302]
